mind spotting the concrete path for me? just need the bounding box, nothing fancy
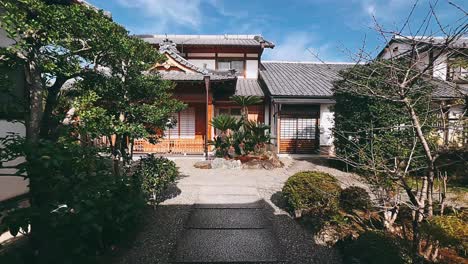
[173,186,282,263]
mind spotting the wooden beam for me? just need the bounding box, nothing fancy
[204,75,211,159]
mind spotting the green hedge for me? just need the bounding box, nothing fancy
[339,186,371,212]
[282,171,341,216]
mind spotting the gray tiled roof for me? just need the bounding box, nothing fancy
[394,36,468,49]
[137,34,275,48]
[235,79,264,96]
[260,62,352,97]
[430,78,467,99]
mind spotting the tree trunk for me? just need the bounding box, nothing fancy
[111,133,123,177]
[39,78,66,139]
[399,176,424,261]
[24,61,44,144]
[440,172,447,215]
[24,60,47,256]
[426,163,435,219]
[383,205,399,232]
[417,176,428,222]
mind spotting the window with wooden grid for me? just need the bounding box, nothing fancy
[280,117,316,139]
[166,107,195,139]
[217,59,244,76]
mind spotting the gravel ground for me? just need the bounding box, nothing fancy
[110,157,368,264]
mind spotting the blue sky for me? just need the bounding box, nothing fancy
[88,0,467,62]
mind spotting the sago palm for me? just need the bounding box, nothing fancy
[230,95,263,119]
[210,114,239,134]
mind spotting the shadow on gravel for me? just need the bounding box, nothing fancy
[270,191,288,211]
[109,197,342,264]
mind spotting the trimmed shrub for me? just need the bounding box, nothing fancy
[420,212,468,255]
[339,186,372,212]
[282,171,341,216]
[338,231,408,264]
[134,155,179,206]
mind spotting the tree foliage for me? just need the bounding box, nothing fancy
[0,0,184,260]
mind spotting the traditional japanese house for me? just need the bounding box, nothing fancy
[134,34,347,156]
[134,34,467,156]
[133,35,273,155]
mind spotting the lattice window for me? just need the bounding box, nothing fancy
[280,117,316,139]
[166,108,195,139]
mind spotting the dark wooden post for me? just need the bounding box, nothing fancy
[204,75,210,160]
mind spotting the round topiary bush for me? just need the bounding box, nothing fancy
[134,155,179,206]
[282,171,341,217]
[340,186,372,212]
[339,231,407,264]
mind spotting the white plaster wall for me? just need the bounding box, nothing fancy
[264,102,270,126]
[188,59,216,70]
[0,120,29,201]
[380,43,411,59]
[319,104,335,146]
[416,51,430,72]
[0,28,15,48]
[187,53,215,57]
[433,53,447,80]
[217,53,244,58]
[245,60,258,79]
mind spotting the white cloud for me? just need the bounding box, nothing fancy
[264,32,340,62]
[357,0,416,22]
[117,0,204,30]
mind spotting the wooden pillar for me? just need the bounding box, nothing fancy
[204,76,211,159]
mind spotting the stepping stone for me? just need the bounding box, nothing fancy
[194,194,264,209]
[173,229,280,263]
[186,209,268,229]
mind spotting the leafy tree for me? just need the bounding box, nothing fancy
[0,0,183,256]
[334,56,466,258]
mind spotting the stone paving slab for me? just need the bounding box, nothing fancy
[186,209,268,229]
[196,194,261,205]
[173,229,279,263]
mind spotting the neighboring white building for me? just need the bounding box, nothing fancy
[0,28,29,203]
[379,36,468,146]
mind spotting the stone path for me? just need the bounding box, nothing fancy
[114,158,347,264]
[172,186,282,263]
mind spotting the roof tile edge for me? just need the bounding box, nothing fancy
[262,61,357,64]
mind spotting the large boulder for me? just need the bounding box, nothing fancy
[194,161,211,169]
[242,159,264,169]
[269,151,284,168]
[211,158,241,169]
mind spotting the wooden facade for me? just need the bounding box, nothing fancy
[133,37,268,155]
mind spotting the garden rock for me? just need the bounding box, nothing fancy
[265,151,283,168]
[194,161,212,169]
[242,160,264,169]
[262,160,276,170]
[211,158,241,169]
[314,224,342,246]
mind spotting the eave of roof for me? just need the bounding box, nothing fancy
[137,34,275,49]
[155,40,236,81]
